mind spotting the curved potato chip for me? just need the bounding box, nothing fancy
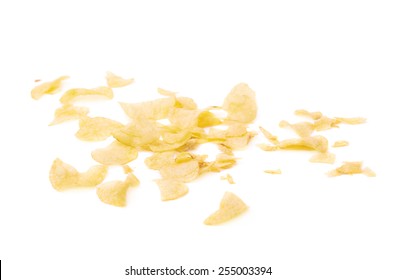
[49,104,89,126]
[60,86,113,104]
[197,111,222,128]
[158,87,177,97]
[155,179,189,201]
[160,160,199,182]
[335,117,366,125]
[113,119,160,148]
[175,97,198,110]
[332,140,349,148]
[106,71,134,88]
[278,135,328,153]
[327,161,375,177]
[122,165,133,174]
[91,141,138,165]
[120,97,175,120]
[49,158,107,191]
[223,83,257,123]
[264,169,282,174]
[279,120,314,137]
[145,151,177,170]
[220,173,235,184]
[204,192,248,225]
[76,116,123,141]
[31,76,69,100]
[259,127,279,145]
[309,152,336,164]
[314,116,340,131]
[294,109,322,120]
[257,143,279,151]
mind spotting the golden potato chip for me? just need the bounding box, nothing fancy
[259,127,279,145]
[327,161,375,177]
[294,109,322,120]
[332,140,349,148]
[106,71,134,88]
[279,120,314,137]
[155,179,189,201]
[278,135,328,153]
[120,97,175,120]
[76,116,123,141]
[314,116,340,131]
[160,160,199,182]
[221,173,235,184]
[335,117,366,125]
[113,119,160,148]
[204,192,248,225]
[197,111,222,128]
[91,141,138,165]
[31,76,69,100]
[49,104,89,126]
[223,83,257,123]
[60,86,113,104]
[49,158,107,191]
[257,143,279,151]
[122,165,133,174]
[309,152,336,164]
[210,153,237,171]
[264,169,282,174]
[175,97,198,110]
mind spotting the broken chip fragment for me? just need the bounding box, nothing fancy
[31,76,69,100]
[106,71,134,88]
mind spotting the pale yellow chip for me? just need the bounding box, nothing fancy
[106,71,134,88]
[313,116,340,131]
[49,158,107,191]
[221,173,235,184]
[76,116,123,141]
[49,104,89,126]
[335,117,366,125]
[160,160,199,182]
[223,83,257,123]
[278,135,328,153]
[204,192,248,225]
[264,169,282,174]
[60,86,113,104]
[257,143,279,151]
[294,109,322,120]
[155,179,189,201]
[259,127,279,145]
[309,152,336,164]
[175,96,198,110]
[197,111,222,128]
[327,161,375,177]
[332,140,349,148]
[145,151,177,170]
[113,119,160,148]
[122,165,133,174]
[120,97,175,120]
[279,120,315,137]
[91,141,138,165]
[31,76,69,100]
[157,87,177,97]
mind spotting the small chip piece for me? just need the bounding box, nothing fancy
[279,120,314,137]
[294,109,323,120]
[221,173,235,184]
[49,104,89,125]
[259,127,279,145]
[264,169,282,174]
[332,140,349,148]
[96,173,139,207]
[223,83,257,123]
[122,165,133,174]
[76,116,123,141]
[278,135,328,153]
[313,116,340,131]
[106,71,134,88]
[257,143,279,151]
[309,152,336,164]
[31,76,69,100]
[204,192,248,225]
[91,141,138,165]
[335,117,366,125]
[60,87,113,104]
[327,161,375,177]
[155,179,189,201]
[157,87,177,97]
[49,158,107,191]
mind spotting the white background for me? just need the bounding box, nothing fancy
[1,0,394,279]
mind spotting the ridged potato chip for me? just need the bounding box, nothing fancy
[31,76,69,100]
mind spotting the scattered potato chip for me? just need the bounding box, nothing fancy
[279,120,314,137]
[335,117,366,125]
[259,127,279,145]
[294,109,322,120]
[332,140,349,148]
[204,192,248,225]
[145,152,177,170]
[327,161,375,177]
[197,111,222,128]
[155,179,189,201]
[257,143,279,151]
[264,169,282,174]
[278,135,328,153]
[313,116,340,131]
[157,87,177,97]
[60,86,113,104]
[122,165,133,174]
[221,173,235,184]
[91,141,138,165]
[76,116,123,141]
[113,119,160,148]
[175,97,198,110]
[160,160,199,182]
[223,83,257,123]
[120,97,175,120]
[309,152,336,164]
[49,104,89,125]
[106,71,134,88]
[31,76,69,100]
[49,158,107,191]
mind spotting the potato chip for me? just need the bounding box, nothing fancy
[327,161,374,177]
[120,97,175,120]
[278,135,328,153]
[313,116,340,131]
[113,119,160,148]
[264,169,282,174]
[259,127,279,145]
[31,76,69,100]
[91,141,138,165]
[332,140,349,148]
[160,160,199,182]
[76,116,123,141]
[294,109,322,120]
[363,167,376,177]
[106,71,134,88]
[197,111,222,128]
[60,86,114,104]
[145,152,177,170]
[122,165,133,174]
[157,87,177,97]
[204,192,248,225]
[155,179,189,201]
[335,117,366,125]
[221,173,235,184]
[223,83,257,123]
[175,97,198,110]
[257,143,279,151]
[49,104,89,126]
[169,108,200,129]
[49,158,107,191]
[309,152,336,164]
[279,120,314,137]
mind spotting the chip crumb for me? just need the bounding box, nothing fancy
[106,71,134,88]
[155,179,189,201]
[264,169,282,174]
[221,173,235,184]
[34,79,41,83]
[332,140,349,148]
[257,143,279,151]
[309,152,336,164]
[31,76,69,100]
[204,192,248,225]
